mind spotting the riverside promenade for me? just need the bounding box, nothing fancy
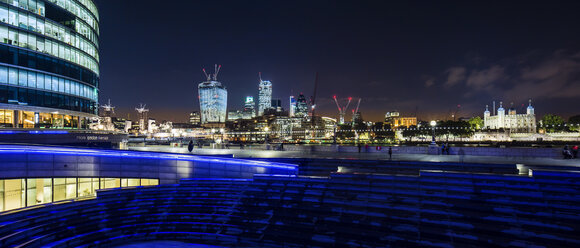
[131,144,580,168]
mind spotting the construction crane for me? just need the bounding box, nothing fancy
[310,72,319,119]
[202,64,222,81]
[135,104,149,133]
[100,99,115,117]
[333,95,352,125]
[213,64,221,80]
[202,68,210,81]
[351,98,362,124]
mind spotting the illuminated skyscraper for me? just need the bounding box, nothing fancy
[258,72,272,116]
[295,93,308,117]
[289,95,296,117]
[243,96,255,119]
[198,65,227,125]
[189,111,201,126]
[0,0,100,128]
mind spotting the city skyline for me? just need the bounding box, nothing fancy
[95,0,580,122]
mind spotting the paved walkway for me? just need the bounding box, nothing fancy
[130,146,580,168]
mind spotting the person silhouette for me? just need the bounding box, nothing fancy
[187,140,194,152]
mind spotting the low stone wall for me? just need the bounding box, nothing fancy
[280,144,564,158]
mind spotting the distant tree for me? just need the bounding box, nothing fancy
[337,124,355,140]
[401,125,420,142]
[568,115,580,131]
[436,120,472,141]
[541,114,565,132]
[468,116,484,130]
[569,115,580,124]
[371,122,395,141]
[401,125,430,142]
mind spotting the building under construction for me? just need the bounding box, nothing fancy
[198,65,228,127]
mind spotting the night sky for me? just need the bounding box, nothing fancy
[95,0,580,123]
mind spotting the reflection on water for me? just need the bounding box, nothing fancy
[113,241,226,248]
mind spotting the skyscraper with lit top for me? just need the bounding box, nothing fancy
[258,72,272,116]
[198,65,227,126]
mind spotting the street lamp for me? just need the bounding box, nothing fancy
[430,120,437,145]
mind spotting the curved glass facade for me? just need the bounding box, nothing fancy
[198,80,227,124]
[0,0,98,128]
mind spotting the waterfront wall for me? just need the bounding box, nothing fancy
[280,144,563,158]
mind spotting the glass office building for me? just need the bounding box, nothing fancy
[198,80,227,124]
[258,79,272,116]
[0,0,99,129]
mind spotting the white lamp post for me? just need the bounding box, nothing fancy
[430,120,437,145]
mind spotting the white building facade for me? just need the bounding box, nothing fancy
[484,100,536,133]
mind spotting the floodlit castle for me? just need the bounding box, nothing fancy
[484,100,536,133]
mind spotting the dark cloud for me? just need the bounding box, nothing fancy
[465,65,507,91]
[444,67,467,87]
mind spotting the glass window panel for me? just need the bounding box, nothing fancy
[43,178,52,203]
[0,25,8,43]
[27,70,35,88]
[64,80,70,93]
[37,36,44,52]
[0,180,4,211]
[25,178,47,206]
[128,179,140,187]
[65,178,76,199]
[121,178,128,187]
[18,12,26,29]
[4,179,23,211]
[36,72,44,89]
[0,5,7,24]
[51,76,57,91]
[44,74,50,90]
[78,178,92,197]
[8,7,17,26]
[102,178,120,189]
[58,78,64,93]
[53,178,65,201]
[92,178,99,193]
[18,69,26,86]
[0,66,7,84]
[8,67,17,85]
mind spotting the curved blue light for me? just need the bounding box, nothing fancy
[0,145,298,170]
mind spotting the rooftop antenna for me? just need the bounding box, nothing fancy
[259,72,262,82]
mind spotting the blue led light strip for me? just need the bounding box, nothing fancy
[0,145,298,170]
